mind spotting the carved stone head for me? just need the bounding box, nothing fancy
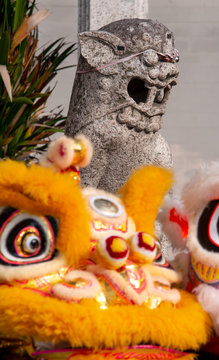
[66,19,179,192]
[69,18,179,133]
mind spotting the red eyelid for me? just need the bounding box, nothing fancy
[169,207,189,238]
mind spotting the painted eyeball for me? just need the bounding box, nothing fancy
[89,195,122,218]
[129,232,156,264]
[197,199,219,252]
[0,207,58,266]
[96,236,129,269]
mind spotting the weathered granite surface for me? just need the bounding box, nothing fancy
[90,0,148,30]
[66,19,179,193]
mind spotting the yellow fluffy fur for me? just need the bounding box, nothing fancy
[0,159,91,267]
[0,286,212,351]
[118,166,173,236]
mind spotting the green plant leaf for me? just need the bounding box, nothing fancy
[0,0,76,160]
[13,0,25,32]
[12,97,33,105]
[0,32,9,65]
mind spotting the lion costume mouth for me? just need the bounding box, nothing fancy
[189,255,219,288]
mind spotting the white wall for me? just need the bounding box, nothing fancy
[38,0,78,116]
[149,0,219,172]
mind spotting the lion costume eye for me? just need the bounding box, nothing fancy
[197,200,219,252]
[0,207,58,265]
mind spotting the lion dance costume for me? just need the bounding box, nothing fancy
[0,136,212,359]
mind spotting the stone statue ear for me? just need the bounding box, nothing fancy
[78,31,126,75]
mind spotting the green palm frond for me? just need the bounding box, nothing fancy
[0,0,76,160]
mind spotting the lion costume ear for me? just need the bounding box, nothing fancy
[158,195,189,249]
[118,166,173,236]
[78,31,126,75]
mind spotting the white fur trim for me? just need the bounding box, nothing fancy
[143,264,182,283]
[46,136,75,169]
[194,284,219,335]
[53,270,101,300]
[39,154,58,172]
[87,264,152,306]
[0,254,67,282]
[74,134,93,168]
[159,195,187,250]
[182,161,219,217]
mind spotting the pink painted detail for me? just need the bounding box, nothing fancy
[59,144,66,156]
[0,249,53,266]
[57,266,72,280]
[126,267,147,294]
[23,287,52,298]
[1,282,53,297]
[43,216,55,254]
[46,157,54,164]
[14,279,28,285]
[91,219,128,234]
[32,344,189,358]
[14,226,41,258]
[9,267,70,296]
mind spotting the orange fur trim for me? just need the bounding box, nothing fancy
[0,286,212,351]
[118,166,173,236]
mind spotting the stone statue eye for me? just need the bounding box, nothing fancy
[90,196,122,218]
[167,33,172,39]
[117,45,125,51]
[0,207,58,266]
[197,200,219,252]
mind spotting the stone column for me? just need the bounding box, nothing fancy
[78,0,148,32]
[78,0,90,33]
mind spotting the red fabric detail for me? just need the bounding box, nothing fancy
[61,166,79,175]
[106,236,129,259]
[138,232,156,251]
[201,337,219,355]
[169,208,189,238]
